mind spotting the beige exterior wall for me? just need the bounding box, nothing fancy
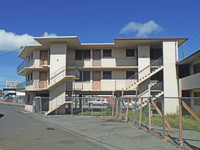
[48,43,67,114]
[180,73,200,90]
[138,45,150,97]
[26,71,40,90]
[191,89,200,116]
[50,43,67,84]
[163,41,179,114]
[26,50,40,68]
[74,70,136,91]
[66,48,137,68]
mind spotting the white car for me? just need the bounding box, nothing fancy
[88,98,108,106]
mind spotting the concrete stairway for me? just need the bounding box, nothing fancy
[127,66,163,90]
[44,101,66,116]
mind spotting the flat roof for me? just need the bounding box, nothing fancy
[18,36,188,59]
[178,49,200,65]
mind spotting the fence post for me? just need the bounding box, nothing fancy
[56,98,58,115]
[148,98,151,134]
[134,98,137,124]
[81,96,83,116]
[116,98,119,118]
[162,98,165,140]
[120,98,122,119]
[112,98,115,117]
[126,98,130,122]
[101,98,103,116]
[91,98,93,116]
[139,98,143,128]
[179,98,183,147]
[71,97,73,115]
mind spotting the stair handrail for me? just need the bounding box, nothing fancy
[50,66,65,81]
[128,57,163,80]
[17,60,26,73]
[151,81,163,91]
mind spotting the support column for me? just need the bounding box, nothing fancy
[163,41,179,114]
[49,43,67,114]
[138,45,150,98]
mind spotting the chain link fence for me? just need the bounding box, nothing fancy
[34,96,200,149]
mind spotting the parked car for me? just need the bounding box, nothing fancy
[88,98,108,106]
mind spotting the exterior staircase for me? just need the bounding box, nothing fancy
[44,101,66,116]
[40,67,80,116]
[126,57,163,91]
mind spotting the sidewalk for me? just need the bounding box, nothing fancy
[27,113,180,150]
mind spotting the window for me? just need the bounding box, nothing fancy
[126,71,135,79]
[150,49,162,59]
[103,71,112,79]
[31,53,33,60]
[75,50,91,60]
[103,49,112,57]
[30,73,33,80]
[27,95,30,104]
[83,50,90,59]
[193,62,200,74]
[28,56,30,62]
[75,50,82,60]
[126,49,135,57]
[27,74,30,81]
[194,92,200,106]
[77,71,90,81]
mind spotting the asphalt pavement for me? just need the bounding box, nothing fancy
[0,103,104,150]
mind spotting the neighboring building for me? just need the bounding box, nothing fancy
[3,81,25,101]
[17,36,187,114]
[0,89,3,97]
[179,50,200,116]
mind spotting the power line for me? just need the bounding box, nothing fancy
[0,49,20,58]
[0,74,23,77]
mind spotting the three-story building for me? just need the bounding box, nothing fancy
[17,36,187,115]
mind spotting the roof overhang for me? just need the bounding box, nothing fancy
[114,38,188,48]
[18,37,188,59]
[179,49,200,65]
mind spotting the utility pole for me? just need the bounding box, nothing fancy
[182,43,185,59]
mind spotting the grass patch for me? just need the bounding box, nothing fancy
[76,107,200,132]
[128,108,200,132]
[76,108,112,117]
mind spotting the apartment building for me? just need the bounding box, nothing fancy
[17,36,187,115]
[179,50,200,116]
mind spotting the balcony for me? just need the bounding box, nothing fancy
[40,58,49,66]
[66,58,138,68]
[16,82,25,91]
[180,72,200,90]
[17,60,26,74]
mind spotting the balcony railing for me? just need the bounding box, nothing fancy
[40,59,49,66]
[17,60,26,73]
[16,82,25,90]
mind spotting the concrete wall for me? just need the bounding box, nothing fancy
[49,81,66,114]
[66,48,137,68]
[163,41,179,114]
[74,70,136,91]
[180,73,200,90]
[50,43,67,84]
[26,71,39,90]
[34,50,40,68]
[138,45,150,97]
[26,50,40,68]
[49,43,67,114]
[25,104,34,112]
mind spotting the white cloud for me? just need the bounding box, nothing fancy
[43,32,57,37]
[0,29,57,51]
[120,20,163,37]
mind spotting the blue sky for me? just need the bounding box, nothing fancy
[0,0,200,89]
